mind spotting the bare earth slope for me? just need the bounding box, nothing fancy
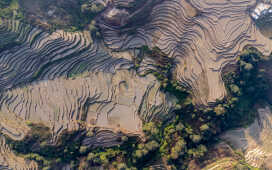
[221,106,272,169]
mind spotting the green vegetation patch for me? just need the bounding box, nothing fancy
[18,0,104,33]
[129,47,270,169]
[0,0,23,20]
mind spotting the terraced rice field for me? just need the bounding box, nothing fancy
[0,17,176,154]
[0,0,272,169]
[100,0,272,105]
[0,19,134,90]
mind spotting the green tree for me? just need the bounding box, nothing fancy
[243,63,253,71]
[200,124,209,132]
[214,104,225,116]
[190,134,202,143]
[145,140,159,151]
[100,154,109,164]
[230,84,241,95]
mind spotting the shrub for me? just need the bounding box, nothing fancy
[145,140,159,151]
[117,163,128,170]
[121,136,128,142]
[79,146,88,154]
[87,153,95,161]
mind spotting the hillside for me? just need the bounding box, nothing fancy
[0,0,272,169]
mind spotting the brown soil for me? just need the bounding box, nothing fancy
[256,14,272,39]
[183,0,198,18]
[258,23,272,39]
[19,0,81,30]
[188,142,238,170]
